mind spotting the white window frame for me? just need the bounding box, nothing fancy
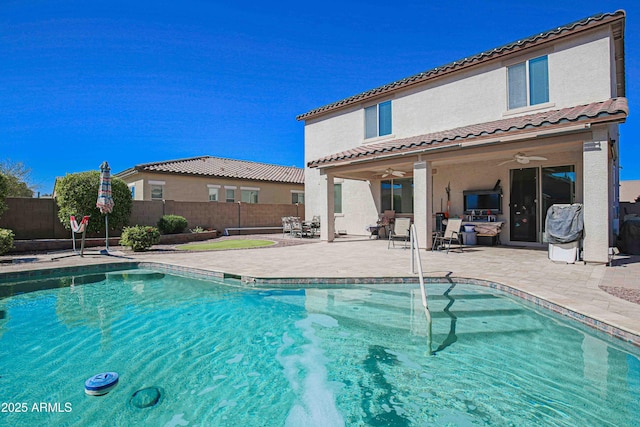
[224,186,236,203]
[241,186,260,204]
[507,55,549,110]
[149,180,165,200]
[334,183,342,214]
[291,190,305,204]
[364,100,392,139]
[207,184,220,202]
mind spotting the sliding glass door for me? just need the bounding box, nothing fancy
[509,165,575,243]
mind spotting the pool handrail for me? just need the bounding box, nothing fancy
[410,223,433,355]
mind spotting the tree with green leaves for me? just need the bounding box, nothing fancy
[55,171,132,234]
[0,160,35,197]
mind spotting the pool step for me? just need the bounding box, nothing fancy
[304,287,543,339]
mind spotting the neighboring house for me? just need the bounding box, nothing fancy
[620,180,640,202]
[298,11,627,263]
[115,156,305,204]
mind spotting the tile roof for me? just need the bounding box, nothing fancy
[125,156,304,184]
[297,10,625,121]
[308,98,628,167]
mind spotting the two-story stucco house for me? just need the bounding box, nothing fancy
[116,156,305,204]
[298,10,627,263]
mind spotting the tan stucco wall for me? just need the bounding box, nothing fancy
[621,180,640,202]
[119,172,304,204]
[304,25,621,254]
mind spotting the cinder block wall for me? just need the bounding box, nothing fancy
[0,198,308,239]
[0,198,68,239]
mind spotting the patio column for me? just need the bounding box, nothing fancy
[322,173,336,242]
[582,128,610,263]
[413,161,432,249]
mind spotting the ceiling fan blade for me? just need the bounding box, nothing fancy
[527,156,548,161]
[392,171,405,177]
[381,173,390,178]
[497,159,515,166]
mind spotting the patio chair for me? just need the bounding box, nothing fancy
[70,215,90,256]
[432,218,463,253]
[290,217,303,238]
[305,215,320,238]
[281,216,292,238]
[388,217,411,249]
[377,210,395,239]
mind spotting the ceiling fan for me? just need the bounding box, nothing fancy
[378,168,406,178]
[498,152,548,166]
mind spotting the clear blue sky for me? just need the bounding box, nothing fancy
[1,0,638,195]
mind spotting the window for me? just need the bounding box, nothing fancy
[128,185,135,199]
[225,187,236,202]
[292,191,305,204]
[334,183,342,214]
[365,100,392,139]
[381,178,414,213]
[149,180,165,200]
[150,185,163,200]
[508,55,549,109]
[208,186,219,202]
[241,188,259,203]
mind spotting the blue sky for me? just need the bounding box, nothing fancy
[1,0,638,195]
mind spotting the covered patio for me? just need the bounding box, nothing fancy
[308,99,628,264]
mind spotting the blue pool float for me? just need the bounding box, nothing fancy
[85,372,119,396]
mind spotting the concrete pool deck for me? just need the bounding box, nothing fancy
[2,234,639,344]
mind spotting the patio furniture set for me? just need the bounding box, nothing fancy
[281,216,320,238]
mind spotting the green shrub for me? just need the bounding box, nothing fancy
[119,226,160,252]
[55,171,132,234]
[157,215,188,234]
[0,228,14,255]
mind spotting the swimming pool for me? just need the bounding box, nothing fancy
[1,269,639,426]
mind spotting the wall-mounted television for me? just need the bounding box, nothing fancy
[463,190,502,214]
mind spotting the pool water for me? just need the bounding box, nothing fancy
[0,270,639,426]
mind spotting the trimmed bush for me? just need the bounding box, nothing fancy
[157,215,188,234]
[0,228,14,255]
[119,226,160,252]
[55,171,132,234]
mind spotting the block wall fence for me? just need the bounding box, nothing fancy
[0,198,306,239]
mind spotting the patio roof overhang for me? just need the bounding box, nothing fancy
[308,98,628,181]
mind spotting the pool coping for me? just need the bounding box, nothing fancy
[2,260,639,348]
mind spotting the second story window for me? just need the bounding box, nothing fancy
[365,100,392,139]
[508,55,549,109]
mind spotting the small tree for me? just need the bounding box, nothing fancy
[55,171,132,234]
[0,159,35,197]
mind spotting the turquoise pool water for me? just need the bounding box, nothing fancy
[0,269,639,426]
